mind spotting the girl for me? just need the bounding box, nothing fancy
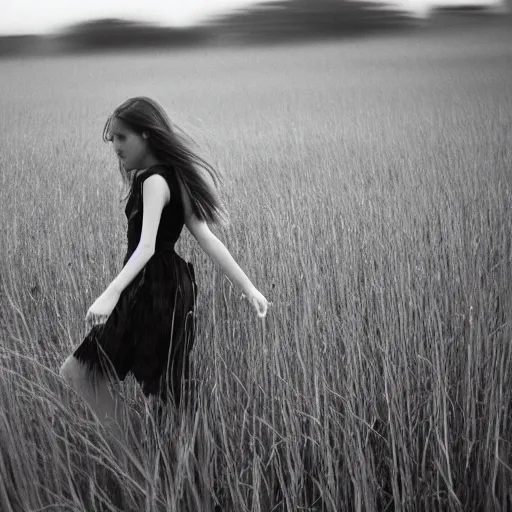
[59,96,269,434]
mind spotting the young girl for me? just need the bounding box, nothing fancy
[59,96,268,433]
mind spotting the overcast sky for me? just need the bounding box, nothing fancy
[0,0,503,35]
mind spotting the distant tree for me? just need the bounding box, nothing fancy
[206,0,414,44]
[0,35,40,57]
[57,18,211,51]
[429,2,510,28]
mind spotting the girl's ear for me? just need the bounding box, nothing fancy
[142,131,149,140]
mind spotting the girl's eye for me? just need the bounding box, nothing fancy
[108,134,125,142]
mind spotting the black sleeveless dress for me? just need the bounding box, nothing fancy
[73,164,198,406]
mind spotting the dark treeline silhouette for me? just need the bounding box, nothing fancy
[0,0,414,57]
[424,4,511,31]
[430,3,508,19]
[57,18,212,51]
[0,35,49,57]
[0,0,509,58]
[207,0,415,44]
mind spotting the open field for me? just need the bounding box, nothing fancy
[1,22,512,511]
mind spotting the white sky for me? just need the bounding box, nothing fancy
[0,0,504,35]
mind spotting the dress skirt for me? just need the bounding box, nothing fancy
[73,249,197,407]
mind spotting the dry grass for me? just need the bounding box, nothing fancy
[1,24,512,511]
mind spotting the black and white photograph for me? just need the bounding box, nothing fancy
[0,0,511,510]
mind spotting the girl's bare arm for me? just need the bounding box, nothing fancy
[180,182,268,316]
[194,227,256,295]
[107,174,169,294]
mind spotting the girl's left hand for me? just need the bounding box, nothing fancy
[244,288,270,318]
[85,288,120,326]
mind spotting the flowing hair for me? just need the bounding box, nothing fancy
[103,96,228,225]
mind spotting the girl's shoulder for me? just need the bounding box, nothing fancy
[135,165,179,203]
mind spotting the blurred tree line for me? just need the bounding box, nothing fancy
[57,18,212,50]
[0,0,508,57]
[0,0,413,56]
[57,0,414,51]
[208,0,413,44]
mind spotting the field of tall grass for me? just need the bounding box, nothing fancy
[1,22,512,511]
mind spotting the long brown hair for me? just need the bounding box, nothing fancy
[103,96,228,225]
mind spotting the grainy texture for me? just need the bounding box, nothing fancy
[1,23,511,511]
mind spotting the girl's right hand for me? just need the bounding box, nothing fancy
[243,288,269,318]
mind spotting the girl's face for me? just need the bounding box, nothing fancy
[109,117,152,172]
